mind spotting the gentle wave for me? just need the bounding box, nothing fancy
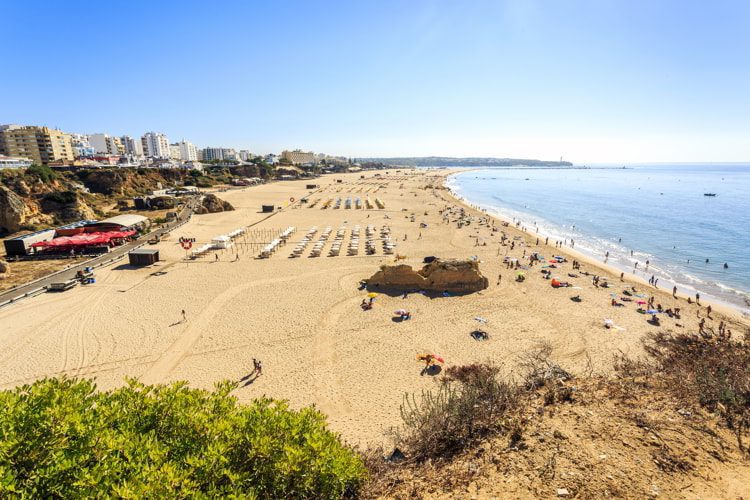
[445,167,750,314]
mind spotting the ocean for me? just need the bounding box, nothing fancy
[445,164,750,314]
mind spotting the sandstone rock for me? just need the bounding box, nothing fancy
[367,258,489,294]
[0,186,30,233]
[194,194,235,215]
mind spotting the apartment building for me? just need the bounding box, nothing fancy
[88,133,125,156]
[0,125,75,165]
[120,135,144,157]
[177,140,198,161]
[141,131,170,158]
[281,149,316,165]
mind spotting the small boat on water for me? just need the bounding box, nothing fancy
[703,193,717,197]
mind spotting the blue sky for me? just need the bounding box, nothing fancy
[3,0,749,162]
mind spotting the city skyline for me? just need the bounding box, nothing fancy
[3,0,750,163]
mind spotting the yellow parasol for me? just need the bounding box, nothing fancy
[367,292,379,298]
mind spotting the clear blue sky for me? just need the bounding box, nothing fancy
[3,0,749,162]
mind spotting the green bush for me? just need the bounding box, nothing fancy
[0,378,366,498]
[43,191,77,204]
[25,164,58,183]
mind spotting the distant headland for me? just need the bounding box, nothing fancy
[356,156,573,167]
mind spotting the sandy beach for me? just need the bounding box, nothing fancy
[1,169,747,447]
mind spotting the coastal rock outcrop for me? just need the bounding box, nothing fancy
[367,259,489,294]
[0,186,31,234]
[0,260,10,279]
[194,194,235,214]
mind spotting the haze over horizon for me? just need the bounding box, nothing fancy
[3,0,749,163]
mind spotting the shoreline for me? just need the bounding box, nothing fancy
[0,168,748,448]
[441,171,749,322]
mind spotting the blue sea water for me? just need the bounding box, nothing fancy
[445,164,750,314]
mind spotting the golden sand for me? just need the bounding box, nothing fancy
[0,169,746,447]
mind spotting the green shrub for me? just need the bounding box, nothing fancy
[0,378,366,498]
[43,191,77,205]
[25,164,58,183]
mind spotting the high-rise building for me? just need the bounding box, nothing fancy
[141,132,170,158]
[0,125,75,165]
[88,134,125,156]
[238,150,251,161]
[201,147,224,161]
[177,140,198,161]
[120,135,144,157]
[69,134,95,157]
[169,144,181,160]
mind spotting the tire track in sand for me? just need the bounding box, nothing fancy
[140,267,352,385]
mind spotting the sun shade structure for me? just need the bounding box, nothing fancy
[31,230,136,249]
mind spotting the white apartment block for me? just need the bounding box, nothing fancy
[120,135,144,157]
[178,140,198,161]
[88,133,125,155]
[141,132,170,158]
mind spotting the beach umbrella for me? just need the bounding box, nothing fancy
[367,292,379,298]
[394,309,409,316]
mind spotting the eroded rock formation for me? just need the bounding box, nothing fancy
[367,259,489,293]
[194,194,235,214]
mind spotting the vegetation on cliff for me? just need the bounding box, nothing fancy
[0,378,366,498]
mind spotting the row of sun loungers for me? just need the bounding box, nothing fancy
[329,226,346,256]
[381,225,395,255]
[259,227,296,258]
[290,226,319,258]
[347,225,360,256]
[365,225,377,255]
[309,226,333,257]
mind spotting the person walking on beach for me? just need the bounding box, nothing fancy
[215,254,219,262]
[181,309,187,322]
[497,273,502,285]
[673,286,677,297]
[706,305,712,319]
[695,292,700,305]
[620,272,624,281]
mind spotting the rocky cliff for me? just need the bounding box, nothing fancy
[194,194,235,214]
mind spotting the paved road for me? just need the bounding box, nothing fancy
[0,196,199,307]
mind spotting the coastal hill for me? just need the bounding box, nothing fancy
[358,156,573,167]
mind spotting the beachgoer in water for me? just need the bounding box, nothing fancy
[724,262,728,269]
[705,258,709,264]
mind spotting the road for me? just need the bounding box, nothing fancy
[0,196,198,307]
